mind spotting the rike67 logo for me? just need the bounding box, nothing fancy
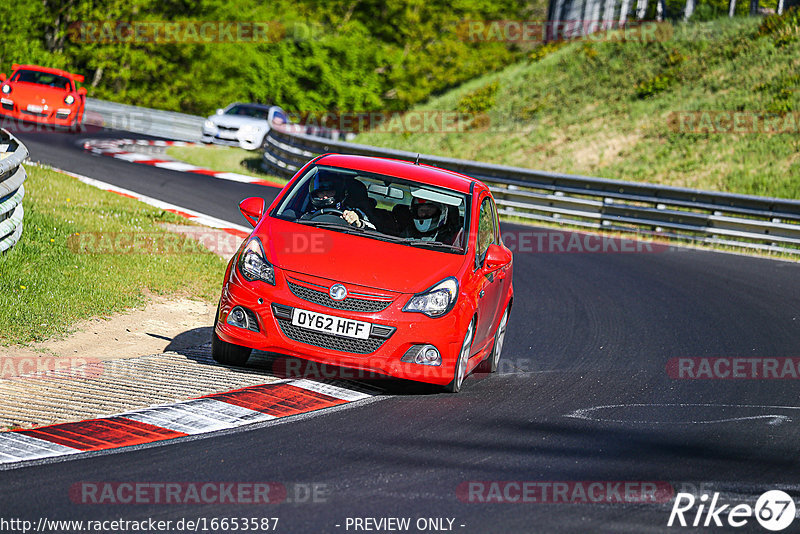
[668,490,796,531]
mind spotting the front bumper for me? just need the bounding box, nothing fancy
[215,265,469,385]
[0,102,79,127]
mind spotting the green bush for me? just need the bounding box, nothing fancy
[758,6,800,45]
[635,73,676,98]
[0,0,531,115]
[456,82,500,113]
[528,40,568,62]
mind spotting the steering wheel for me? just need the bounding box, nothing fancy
[308,208,348,225]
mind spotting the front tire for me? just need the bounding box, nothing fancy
[478,305,510,373]
[212,327,252,366]
[445,319,475,393]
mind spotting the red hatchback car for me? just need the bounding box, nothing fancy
[0,64,86,128]
[214,154,513,392]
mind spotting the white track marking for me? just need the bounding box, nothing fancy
[81,138,281,187]
[214,171,268,184]
[121,398,275,435]
[0,433,80,462]
[290,379,374,401]
[113,152,161,162]
[153,161,201,172]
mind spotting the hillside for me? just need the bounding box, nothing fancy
[356,14,800,199]
[0,0,541,115]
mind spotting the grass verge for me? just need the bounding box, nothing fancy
[166,144,288,184]
[0,165,227,345]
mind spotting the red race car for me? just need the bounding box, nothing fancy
[0,64,86,129]
[214,154,514,392]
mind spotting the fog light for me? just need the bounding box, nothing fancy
[401,344,441,366]
[226,305,257,331]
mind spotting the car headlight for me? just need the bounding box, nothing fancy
[237,237,275,285]
[402,277,458,318]
[64,94,75,105]
[1,85,10,94]
[204,119,216,130]
[240,124,260,136]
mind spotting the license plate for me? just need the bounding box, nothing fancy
[291,308,371,339]
[27,104,44,113]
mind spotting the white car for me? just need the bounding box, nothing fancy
[201,103,289,151]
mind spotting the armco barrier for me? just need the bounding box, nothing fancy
[0,129,28,254]
[84,98,205,142]
[83,99,354,144]
[262,126,800,255]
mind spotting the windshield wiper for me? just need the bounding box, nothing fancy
[294,220,403,242]
[294,220,347,229]
[400,238,462,251]
[294,220,461,250]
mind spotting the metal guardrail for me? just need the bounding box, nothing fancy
[83,99,354,144]
[262,126,800,255]
[84,98,205,142]
[0,129,28,254]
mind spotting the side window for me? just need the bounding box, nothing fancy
[476,196,497,265]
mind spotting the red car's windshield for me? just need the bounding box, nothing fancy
[11,69,72,91]
[273,165,470,254]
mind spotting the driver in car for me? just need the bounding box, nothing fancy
[405,197,460,244]
[302,169,376,229]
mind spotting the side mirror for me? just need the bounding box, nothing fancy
[0,73,6,82]
[239,197,265,227]
[77,87,87,96]
[484,244,512,271]
[216,108,224,115]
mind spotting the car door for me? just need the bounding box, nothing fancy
[473,194,504,349]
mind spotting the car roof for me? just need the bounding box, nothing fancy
[227,102,276,111]
[314,154,481,194]
[11,64,84,83]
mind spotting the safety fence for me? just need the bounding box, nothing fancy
[262,126,800,255]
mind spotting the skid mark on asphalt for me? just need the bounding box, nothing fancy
[565,403,800,425]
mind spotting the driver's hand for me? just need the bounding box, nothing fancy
[342,210,362,227]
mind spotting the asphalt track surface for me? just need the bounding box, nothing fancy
[5,128,800,533]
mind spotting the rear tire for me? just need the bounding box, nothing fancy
[444,319,474,393]
[211,316,252,366]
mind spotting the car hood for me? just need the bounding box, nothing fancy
[11,83,70,104]
[257,218,468,294]
[208,114,268,129]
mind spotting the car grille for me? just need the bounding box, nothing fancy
[21,110,48,118]
[276,318,386,354]
[287,282,393,312]
[217,125,238,132]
